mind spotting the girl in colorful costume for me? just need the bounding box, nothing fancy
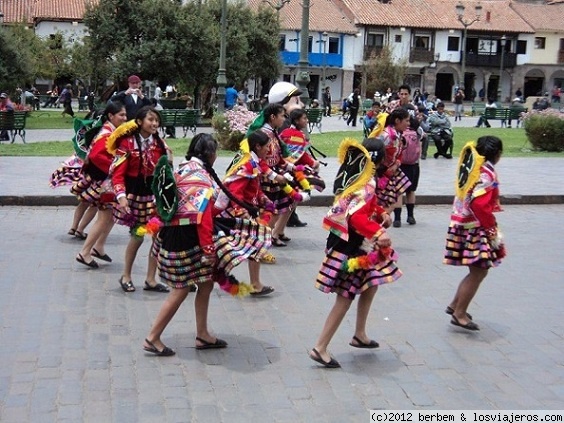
[444,136,506,331]
[310,138,402,368]
[374,108,412,213]
[279,108,326,194]
[216,130,278,296]
[109,106,171,293]
[145,134,256,355]
[73,102,128,268]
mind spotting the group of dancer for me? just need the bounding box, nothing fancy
[50,81,506,368]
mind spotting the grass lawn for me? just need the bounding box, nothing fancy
[24,111,92,130]
[0,126,561,158]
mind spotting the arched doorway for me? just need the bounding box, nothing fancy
[434,66,456,101]
[524,68,545,98]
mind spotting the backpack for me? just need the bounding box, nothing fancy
[151,155,178,222]
[401,128,421,165]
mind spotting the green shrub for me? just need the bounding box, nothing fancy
[522,109,564,152]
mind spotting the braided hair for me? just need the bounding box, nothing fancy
[187,134,259,217]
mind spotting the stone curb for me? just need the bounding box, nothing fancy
[1,194,563,207]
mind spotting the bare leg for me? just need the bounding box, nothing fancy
[194,281,217,345]
[248,260,264,292]
[122,235,144,284]
[78,209,113,262]
[144,238,159,285]
[144,287,190,350]
[69,202,90,232]
[352,286,378,344]
[312,294,353,363]
[272,209,292,239]
[449,266,489,326]
[76,205,98,233]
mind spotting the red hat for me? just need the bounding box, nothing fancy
[128,75,141,83]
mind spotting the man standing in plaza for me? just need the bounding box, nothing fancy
[111,75,151,120]
[322,87,332,116]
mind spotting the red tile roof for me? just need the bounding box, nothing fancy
[247,0,358,34]
[511,1,564,32]
[340,0,534,33]
[1,0,98,24]
[1,0,35,25]
[34,0,98,21]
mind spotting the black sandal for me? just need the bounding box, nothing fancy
[74,230,87,240]
[271,237,287,247]
[67,228,76,236]
[143,339,175,356]
[278,234,291,242]
[119,277,136,292]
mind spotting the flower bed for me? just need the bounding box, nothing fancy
[211,106,257,151]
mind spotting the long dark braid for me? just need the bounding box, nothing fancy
[187,133,259,218]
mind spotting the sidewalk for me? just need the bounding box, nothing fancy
[1,113,563,205]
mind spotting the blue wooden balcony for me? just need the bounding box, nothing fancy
[280,51,343,68]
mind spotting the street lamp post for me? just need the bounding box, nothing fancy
[456,2,482,91]
[321,32,328,89]
[295,0,311,106]
[216,0,227,113]
[498,35,507,103]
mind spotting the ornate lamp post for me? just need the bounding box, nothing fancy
[216,0,228,113]
[456,2,482,90]
[498,35,507,103]
[295,0,311,106]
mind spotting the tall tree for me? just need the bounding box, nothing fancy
[364,46,408,98]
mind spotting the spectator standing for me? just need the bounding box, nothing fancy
[154,85,163,101]
[225,83,239,110]
[111,75,151,120]
[453,87,465,121]
[551,86,561,104]
[322,87,332,116]
[346,88,361,127]
[60,84,75,118]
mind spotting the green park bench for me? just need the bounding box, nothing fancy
[159,109,200,138]
[306,108,323,133]
[483,107,527,128]
[0,111,28,143]
[471,102,485,116]
[160,99,188,109]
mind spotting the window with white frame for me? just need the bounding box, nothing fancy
[535,37,546,49]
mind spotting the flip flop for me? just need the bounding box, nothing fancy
[143,339,175,356]
[445,306,473,320]
[271,237,287,247]
[119,277,136,292]
[278,234,291,242]
[143,281,170,293]
[76,253,99,269]
[250,286,274,297]
[67,228,77,236]
[349,335,379,349]
[92,248,112,263]
[195,336,228,350]
[309,348,341,368]
[450,315,480,331]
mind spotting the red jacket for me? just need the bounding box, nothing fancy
[111,134,167,197]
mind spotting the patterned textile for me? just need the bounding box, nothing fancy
[376,169,412,209]
[71,174,115,209]
[315,248,402,300]
[443,224,502,268]
[173,159,216,224]
[154,218,271,289]
[49,154,84,188]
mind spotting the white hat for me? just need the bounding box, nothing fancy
[268,82,302,105]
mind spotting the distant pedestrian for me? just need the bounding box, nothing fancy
[60,84,75,118]
[111,75,151,120]
[444,136,506,331]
